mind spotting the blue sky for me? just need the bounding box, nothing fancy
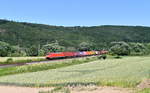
[0,0,150,26]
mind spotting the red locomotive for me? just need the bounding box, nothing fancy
[46,50,108,59]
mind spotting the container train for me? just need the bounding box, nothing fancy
[46,50,108,59]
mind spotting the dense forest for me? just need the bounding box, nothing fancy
[0,19,150,56]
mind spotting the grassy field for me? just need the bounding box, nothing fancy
[0,56,149,88]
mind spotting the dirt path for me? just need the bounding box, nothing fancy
[0,85,133,93]
[0,86,53,93]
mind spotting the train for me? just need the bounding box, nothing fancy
[46,50,108,59]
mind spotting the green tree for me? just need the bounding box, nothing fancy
[26,45,38,56]
[42,42,65,54]
[78,42,93,51]
[130,43,148,55]
[110,41,131,56]
[146,43,150,53]
[0,41,12,57]
[38,49,45,56]
[10,46,26,57]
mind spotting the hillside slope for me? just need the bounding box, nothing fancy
[0,19,150,48]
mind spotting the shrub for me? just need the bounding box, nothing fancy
[114,56,122,59]
[98,55,107,60]
[6,58,13,63]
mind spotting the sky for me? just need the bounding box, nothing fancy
[0,0,150,26]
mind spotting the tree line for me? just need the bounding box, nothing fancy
[0,41,92,57]
[0,41,150,57]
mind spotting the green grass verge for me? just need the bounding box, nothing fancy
[0,56,98,77]
[0,57,47,64]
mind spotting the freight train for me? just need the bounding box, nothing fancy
[46,50,108,59]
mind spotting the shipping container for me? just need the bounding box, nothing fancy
[63,52,74,57]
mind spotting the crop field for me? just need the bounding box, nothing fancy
[0,56,149,88]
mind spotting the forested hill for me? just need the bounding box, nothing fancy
[0,19,150,48]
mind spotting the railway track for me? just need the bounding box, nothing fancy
[0,59,66,68]
[0,56,98,68]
